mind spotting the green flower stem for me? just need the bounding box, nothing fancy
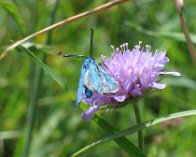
[133,102,144,151]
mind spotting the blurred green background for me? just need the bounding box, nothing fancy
[0,0,196,157]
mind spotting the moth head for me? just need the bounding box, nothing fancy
[85,87,93,98]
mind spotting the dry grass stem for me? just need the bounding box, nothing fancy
[174,0,196,67]
[0,0,129,60]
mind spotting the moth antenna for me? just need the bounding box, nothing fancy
[58,51,87,58]
[90,28,94,58]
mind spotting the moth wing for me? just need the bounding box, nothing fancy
[84,61,118,94]
[96,65,118,94]
[75,64,86,107]
[83,61,99,91]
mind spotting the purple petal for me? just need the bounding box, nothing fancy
[82,105,99,121]
[151,82,166,89]
[159,71,181,76]
[130,85,142,97]
[114,95,127,102]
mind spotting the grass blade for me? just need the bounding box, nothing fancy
[71,109,196,156]
[30,109,64,157]
[72,103,147,157]
[164,77,196,91]
[19,45,72,93]
[22,57,43,157]
[0,1,26,35]
[125,21,196,44]
[22,2,60,157]
[0,131,21,140]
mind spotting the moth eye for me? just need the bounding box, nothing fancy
[85,87,93,98]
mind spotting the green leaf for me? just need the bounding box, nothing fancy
[19,45,72,93]
[0,131,21,140]
[125,21,196,43]
[71,103,147,157]
[30,109,64,157]
[72,109,196,156]
[164,77,196,91]
[0,1,27,35]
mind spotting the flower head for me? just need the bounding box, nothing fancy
[81,42,180,121]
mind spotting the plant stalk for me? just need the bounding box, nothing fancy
[174,0,196,67]
[133,102,144,151]
[22,1,59,157]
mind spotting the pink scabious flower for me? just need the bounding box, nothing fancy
[82,42,180,121]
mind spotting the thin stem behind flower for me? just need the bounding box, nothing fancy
[174,0,196,67]
[133,102,144,151]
